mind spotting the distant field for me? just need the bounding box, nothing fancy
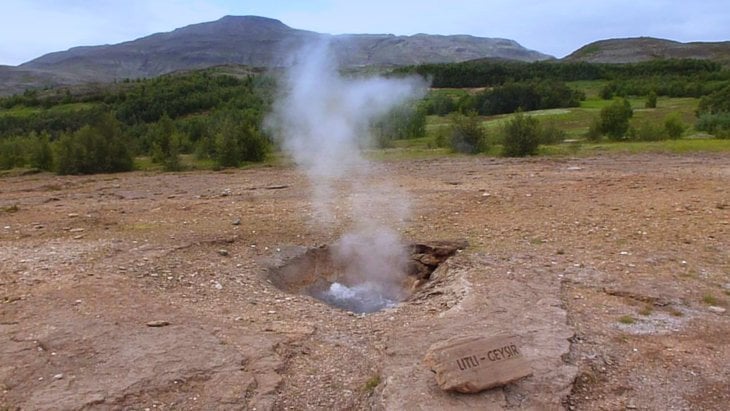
[400,81,727,159]
[2,79,728,174]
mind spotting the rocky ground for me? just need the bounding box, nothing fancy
[1,153,728,410]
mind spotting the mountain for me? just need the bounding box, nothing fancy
[563,37,730,64]
[0,16,551,95]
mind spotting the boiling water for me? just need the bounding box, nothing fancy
[313,282,398,313]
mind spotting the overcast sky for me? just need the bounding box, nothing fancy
[1,0,728,66]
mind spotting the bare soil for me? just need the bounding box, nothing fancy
[1,153,728,410]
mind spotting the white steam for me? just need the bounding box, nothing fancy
[266,40,427,299]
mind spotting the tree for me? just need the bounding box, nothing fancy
[502,112,541,157]
[599,98,633,140]
[448,112,487,154]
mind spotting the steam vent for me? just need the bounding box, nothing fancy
[268,240,467,313]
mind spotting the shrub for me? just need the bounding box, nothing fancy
[628,121,663,142]
[539,121,567,145]
[599,98,633,140]
[150,115,181,171]
[696,112,730,135]
[0,136,27,170]
[664,113,686,139]
[371,104,426,147]
[502,112,540,157]
[423,93,456,115]
[54,114,132,175]
[645,91,657,108]
[585,118,602,142]
[28,132,54,171]
[213,120,268,167]
[448,112,487,154]
[697,84,730,115]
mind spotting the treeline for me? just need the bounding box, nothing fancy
[394,59,726,88]
[0,70,428,174]
[420,80,584,117]
[0,71,274,173]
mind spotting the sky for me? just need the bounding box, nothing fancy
[1,0,729,66]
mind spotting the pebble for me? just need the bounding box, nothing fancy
[217,249,229,256]
[69,228,84,233]
[146,320,170,327]
[53,373,64,380]
[232,218,241,226]
[708,306,726,314]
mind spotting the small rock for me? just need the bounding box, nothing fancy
[708,306,726,314]
[232,218,241,226]
[146,320,170,327]
[69,228,84,233]
[217,249,229,257]
[53,373,64,380]
[67,213,79,218]
[626,399,637,409]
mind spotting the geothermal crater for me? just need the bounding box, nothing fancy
[268,240,467,313]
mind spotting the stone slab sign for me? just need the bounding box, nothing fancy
[423,334,532,393]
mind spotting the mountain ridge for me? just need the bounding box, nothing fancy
[2,17,729,97]
[0,15,551,95]
[563,36,730,63]
[21,15,548,72]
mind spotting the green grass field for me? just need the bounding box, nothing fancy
[392,83,729,159]
[3,80,728,174]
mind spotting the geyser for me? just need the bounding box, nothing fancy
[267,241,466,313]
[265,40,429,311]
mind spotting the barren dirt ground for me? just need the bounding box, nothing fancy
[1,153,728,410]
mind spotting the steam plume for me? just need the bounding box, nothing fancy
[266,40,427,298]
